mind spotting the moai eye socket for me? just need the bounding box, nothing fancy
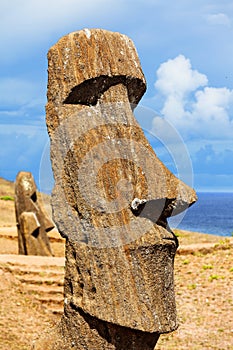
[31,227,39,238]
[31,192,37,202]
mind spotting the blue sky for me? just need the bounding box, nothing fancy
[0,0,233,192]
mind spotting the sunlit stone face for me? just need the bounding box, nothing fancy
[46,29,197,333]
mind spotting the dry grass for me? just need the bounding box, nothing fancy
[157,242,233,349]
[0,177,232,349]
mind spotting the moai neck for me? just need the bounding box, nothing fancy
[36,29,197,349]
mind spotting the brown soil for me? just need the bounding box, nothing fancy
[0,177,232,349]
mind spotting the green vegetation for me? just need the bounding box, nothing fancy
[193,251,205,257]
[217,328,224,333]
[174,231,181,237]
[209,274,225,282]
[188,283,197,290]
[202,264,213,270]
[182,259,190,265]
[0,195,14,201]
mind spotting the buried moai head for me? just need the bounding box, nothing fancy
[15,171,54,256]
[46,29,197,334]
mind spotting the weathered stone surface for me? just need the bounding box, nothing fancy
[34,308,160,350]
[15,171,54,256]
[36,29,197,349]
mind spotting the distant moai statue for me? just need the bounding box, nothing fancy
[15,171,54,256]
[35,29,196,349]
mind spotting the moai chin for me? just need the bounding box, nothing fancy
[36,29,197,349]
[15,171,54,256]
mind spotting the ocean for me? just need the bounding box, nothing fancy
[169,192,233,237]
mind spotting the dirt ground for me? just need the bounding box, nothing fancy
[0,177,232,349]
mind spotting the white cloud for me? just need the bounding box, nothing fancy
[190,87,233,138]
[194,87,233,121]
[155,55,208,98]
[153,55,233,140]
[206,13,231,27]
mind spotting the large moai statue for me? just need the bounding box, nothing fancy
[15,171,54,256]
[35,29,197,349]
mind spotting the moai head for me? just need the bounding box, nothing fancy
[15,171,54,256]
[45,29,197,343]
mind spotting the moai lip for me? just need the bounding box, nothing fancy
[37,29,197,349]
[15,171,54,256]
